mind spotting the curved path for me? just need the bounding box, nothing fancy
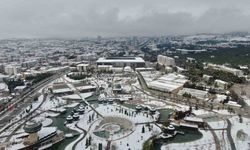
[226,119,236,150]
[206,123,221,150]
[72,119,101,150]
[72,123,87,150]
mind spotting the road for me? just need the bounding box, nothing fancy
[4,93,48,142]
[0,71,67,131]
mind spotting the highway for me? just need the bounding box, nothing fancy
[0,71,67,130]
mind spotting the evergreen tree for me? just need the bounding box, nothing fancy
[98,143,102,150]
[142,126,145,133]
[89,115,92,122]
[195,104,198,110]
[85,138,89,148]
[89,136,92,145]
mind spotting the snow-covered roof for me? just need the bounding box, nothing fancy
[0,83,8,91]
[180,122,198,128]
[76,85,96,91]
[38,127,57,139]
[147,73,188,92]
[14,85,26,90]
[184,116,203,123]
[62,92,93,100]
[77,64,89,67]
[215,79,228,84]
[178,88,208,99]
[97,57,145,63]
[0,73,9,79]
[148,80,183,92]
[52,88,72,94]
[227,101,241,107]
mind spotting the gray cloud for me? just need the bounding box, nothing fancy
[0,0,250,38]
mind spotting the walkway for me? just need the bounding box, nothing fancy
[62,76,104,118]
[72,119,101,150]
[72,123,87,150]
[226,119,236,150]
[206,123,221,150]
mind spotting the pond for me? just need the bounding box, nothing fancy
[51,107,79,150]
[93,130,110,139]
[154,128,203,149]
[157,108,173,122]
[51,99,203,150]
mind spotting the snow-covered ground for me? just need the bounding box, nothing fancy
[207,119,231,150]
[242,96,250,106]
[230,116,250,150]
[40,95,66,111]
[65,103,161,150]
[62,92,93,100]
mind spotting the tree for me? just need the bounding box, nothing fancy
[4,78,24,93]
[189,106,192,113]
[143,139,155,150]
[207,77,214,85]
[183,92,191,98]
[98,143,102,150]
[85,138,89,148]
[89,136,92,145]
[210,104,213,111]
[142,126,145,133]
[195,104,198,110]
[163,120,170,127]
[239,115,243,123]
[34,97,38,101]
[229,90,239,101]
[89,115,92,123]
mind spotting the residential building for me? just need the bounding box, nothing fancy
[157,55,175,67]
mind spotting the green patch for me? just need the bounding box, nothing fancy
[237,129,248,141]
[93,130,110,139]
[157,109,173,122]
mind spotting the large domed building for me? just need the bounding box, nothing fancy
[23,120,42,145]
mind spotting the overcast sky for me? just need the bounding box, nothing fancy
[0,0,250,38]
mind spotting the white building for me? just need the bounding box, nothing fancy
[178,88,209,100]
[21,60,38,69]
[77,54,97,61]
[203,75,212,82]
[96,57,145,68]
[214,79,228,90]
[4,65,20,75]
[0,73,9,82]
[77,64,89,72]
[157,55,175,67]
[97,65,112,72]
[207,63,244,77]
[0,82,8,93]
[176,49,207,54]
[147,73,188,93]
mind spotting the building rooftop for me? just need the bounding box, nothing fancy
[97,57,145,63]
